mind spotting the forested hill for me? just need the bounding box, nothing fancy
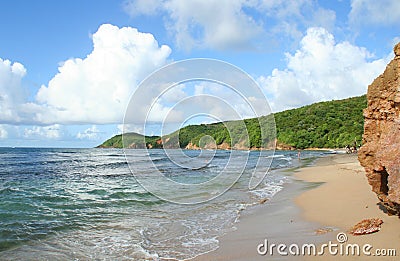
[274,95,366,148]
[98,95,366,150]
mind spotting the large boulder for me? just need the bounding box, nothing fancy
[358,42,400,215]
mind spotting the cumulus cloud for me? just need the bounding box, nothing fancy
[35,24,171,124]
[259,27,388,111]
[349,0,400,26]
[258,0,336,40]
[159,84,188,104]
[76,125,101,140]
[0,125,8,139]
[24,124,64,140]
[118,123,144,135]
[0,58,27,124]
[0,24,172,126]
[164,0,263,50]
[123,0,336,50]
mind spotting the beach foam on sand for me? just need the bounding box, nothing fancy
[194,154,400,260]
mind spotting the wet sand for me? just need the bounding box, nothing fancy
[194,160,330,261]
[194,154,400,260]
[295,154,400,260]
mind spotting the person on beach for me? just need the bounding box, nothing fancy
[353,141,358,153]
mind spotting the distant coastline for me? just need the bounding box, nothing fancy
[98,95,366,151]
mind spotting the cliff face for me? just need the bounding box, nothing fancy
[358,42,400,215]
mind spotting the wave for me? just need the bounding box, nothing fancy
[0,147,325,260]
[265,154,285,158]
[249,181,285,199]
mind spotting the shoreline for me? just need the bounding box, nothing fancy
[295,154,400,260]
[193,157,332,261]
[95,146,342,152]
[194,154,400,260]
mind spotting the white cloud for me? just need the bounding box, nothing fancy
[258,0,335,27]
[349,0,400,26]
[122,0,161,16]
[146,99,184,122]
[164,0,263,50]
[124,0,335,50]
[35,24,171,124]
[392,36,400,47]
[0,125,8,139]
[159,83,188,103]
[0,125,21,140]
[257,0,308,17]
[259,0,336,43]
[190,82,256,118]
[309,7,336,32]
[156,81,268,125]
[0,24,172,126]
[259,27,388,111]
[24,124,63,139]
[0,58,27,124]
[76,125,101,140]
[118,123,144,135]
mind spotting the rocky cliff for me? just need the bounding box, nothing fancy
[358,42,400,215]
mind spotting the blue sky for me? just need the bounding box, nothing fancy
[0,0,399,147]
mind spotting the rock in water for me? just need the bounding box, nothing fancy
[358,42,400,215]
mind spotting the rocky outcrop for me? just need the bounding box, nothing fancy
[185,142,201,150]
[349,218,383,235]
[358,42,400,215]
[185,141,231,150]
[276,140,296,150]
[127,142,146,149]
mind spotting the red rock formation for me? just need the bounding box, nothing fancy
[358,42,400,215]
[349,218,383,235]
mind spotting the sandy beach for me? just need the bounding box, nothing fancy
[194,154,400,260]
[295,154,400,260]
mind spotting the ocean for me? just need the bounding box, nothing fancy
[0,148,329,260]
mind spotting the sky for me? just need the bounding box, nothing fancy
[0,0,399,147]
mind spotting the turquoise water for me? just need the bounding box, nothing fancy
[0,148,328,260]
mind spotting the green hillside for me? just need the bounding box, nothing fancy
[98,132,161,149]
[274,95,366,148]
[97,95,366,150]
[160,116,276,149]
